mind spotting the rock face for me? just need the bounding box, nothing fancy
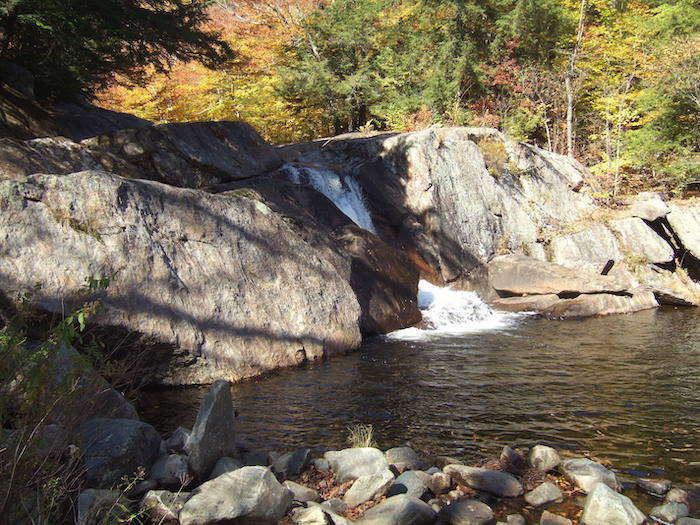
[0,171,366,384]
[581,483,645,525]
[0,121,281,188]
[187,380,237,480]
[78,418,162,488]
[443,465,523,497]
[178,466,293,525]
[282,127,595,292]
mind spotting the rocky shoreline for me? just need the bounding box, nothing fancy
[74,380,699,525]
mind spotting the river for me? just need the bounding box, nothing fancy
[141,304,700,483]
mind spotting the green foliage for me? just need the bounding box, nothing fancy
[0,0,232,99]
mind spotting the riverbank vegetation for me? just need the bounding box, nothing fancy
[95,0,699,196]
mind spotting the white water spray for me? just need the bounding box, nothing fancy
[283,164,377,233]
[389,280,521,340]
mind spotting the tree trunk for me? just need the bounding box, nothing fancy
[565,0,587,158]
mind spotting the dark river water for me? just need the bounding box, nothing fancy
[141,307,700,483]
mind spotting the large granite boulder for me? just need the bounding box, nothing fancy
[178,466,293,525]
[187,380,237,480]
[78,418,162,488]
[628,192,670,221]
[667,202,700,278]
[0,171,364,384]
[542,289,658,319]
[281,127,595,292]
[608,217,674,264]
[549,223,626,276]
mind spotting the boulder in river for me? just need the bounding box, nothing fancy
[356,494,437,525]
[78,418,162,488]
[178,466,293,525]
[187,380,237,480]
[324,447,390,483]
[271,448,311,480]
[650,501,690,523]
[386,470,431,500]
[443,465,523,497]
[540,511,572,525]
[635,478,671,496]
[385,446,428,473]
[560,458,620,493]
[581,482,645,525]
[209,456,243,479]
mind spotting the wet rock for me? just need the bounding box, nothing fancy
[529,445,561,472]
[284,480,321,502]
[209,456,243,479]
[271,448,311,479]
[387,470,432,500]
[179,466,292,525]
[164,427,190,454]
[150,454,190,487]
[385,446,428,473]
[560,458,621,493]
[629,192,670,222]
[76,489,122,525]
[343,469,394,507]
[187,380,237,480]
[325,447,390,483]
[140,490,189,523]
[636,478,671,496]
[356,494,437,525]
[437,497,494,524]
[78,418,162,488]
[488,254,628,296]
[581,482,644,525]
[540,511,572,525]
[650,502,689,523]
[524,482,563,506]
[443,465,523,497]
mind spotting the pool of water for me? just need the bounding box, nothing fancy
[140,307,700,482]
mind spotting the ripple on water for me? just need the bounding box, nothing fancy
[140,307,700,481]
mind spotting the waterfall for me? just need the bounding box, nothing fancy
[283,164,377,233]
[388,280,522,340]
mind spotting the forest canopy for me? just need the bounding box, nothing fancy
[0,0,232,98]
[52,0,700,195]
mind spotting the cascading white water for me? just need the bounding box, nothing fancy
[283,164,377,233]
[389,280,521,340]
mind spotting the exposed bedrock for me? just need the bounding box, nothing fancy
[0,171,419,384]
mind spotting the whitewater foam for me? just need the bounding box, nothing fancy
[388,280,522,340]
[284,164,377,233]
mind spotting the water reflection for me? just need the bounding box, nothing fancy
[140,307,700,480]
